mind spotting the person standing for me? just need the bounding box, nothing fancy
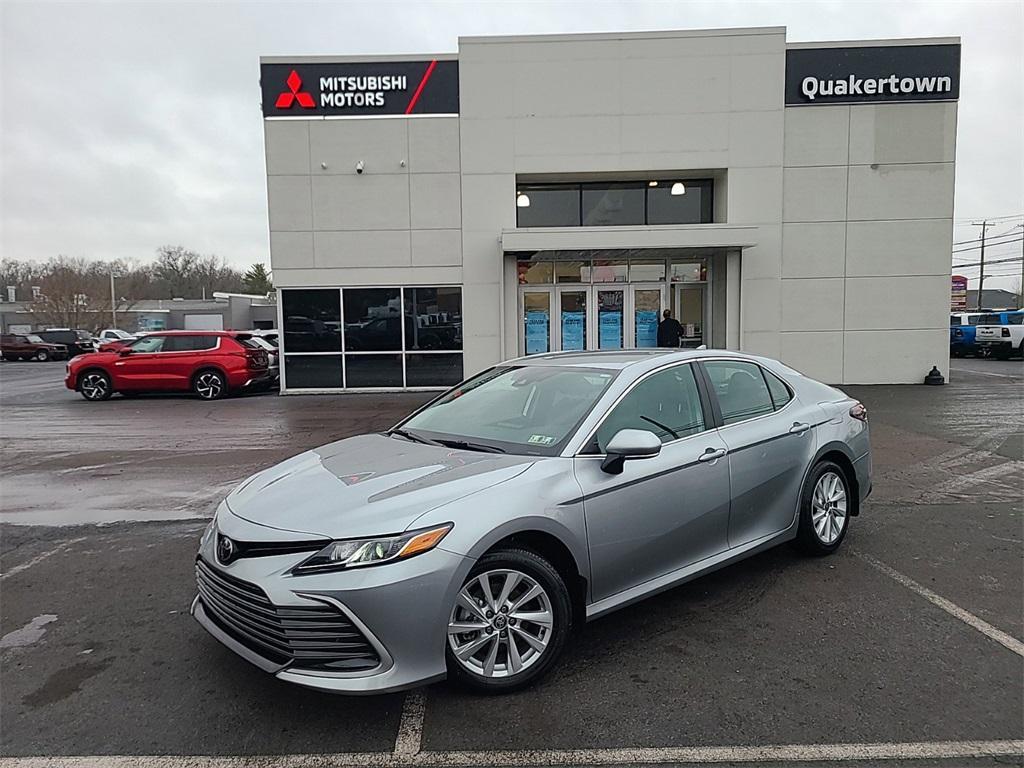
[657,309,683,347]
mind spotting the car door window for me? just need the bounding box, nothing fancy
[1009,315,1023,325]
[130,336,166,353]
[762,368,792,410]
[704,360,775,425]
[592,364,705,452]
[194,335,219,350]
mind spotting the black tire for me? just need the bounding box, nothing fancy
[34,349,49,362]
[445,548,573,694]
[192,369,227,400]
[794,460,851,556]
[78,370,113,401]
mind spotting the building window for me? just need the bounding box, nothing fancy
[516,179,714,228]
[282,289,341,352]
[279,286,463,390]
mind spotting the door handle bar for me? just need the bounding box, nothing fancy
[789,422,810,435]
[698,448,727,462]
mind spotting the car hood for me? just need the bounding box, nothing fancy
[224,433,537,539]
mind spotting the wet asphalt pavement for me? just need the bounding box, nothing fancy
[0,357,1021,765]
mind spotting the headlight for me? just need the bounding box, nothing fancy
[292,523,453,574]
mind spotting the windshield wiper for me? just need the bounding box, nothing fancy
[388,428,444,447]
[434,438,507,454]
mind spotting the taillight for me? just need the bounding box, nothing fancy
[1002,328,1011,338]
[850,403,868,422]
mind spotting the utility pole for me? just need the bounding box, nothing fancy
[970,220,991,310]
[110,271,117,328]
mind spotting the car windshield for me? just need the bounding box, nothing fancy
[398,365,617,456]
[26,334,45,343]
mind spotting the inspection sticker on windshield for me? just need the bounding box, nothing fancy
[528,434,556,446]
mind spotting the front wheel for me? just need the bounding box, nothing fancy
[34,349,50,362]
[446,549,573,694]
[193,369,227,400]
[79,370,113,401]
[795,461,851,555]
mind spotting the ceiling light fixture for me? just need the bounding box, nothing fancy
[670,182,686,196]
[648,181,658,187]
[516,193,531,208]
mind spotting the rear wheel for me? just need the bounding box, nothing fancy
[34,349,50,362]
[795,461,850,555]
[446,548,572,694]
[79,370,113,401]
[193,369,227,400]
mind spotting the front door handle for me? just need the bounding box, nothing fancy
[789,422,810,435]
[698,447,727,462]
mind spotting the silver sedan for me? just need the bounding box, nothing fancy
[192,349,871,694]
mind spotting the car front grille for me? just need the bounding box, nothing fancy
[195,557,381,672]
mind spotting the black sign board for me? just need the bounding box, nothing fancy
[785,44,960,105]
[260,59,459,117]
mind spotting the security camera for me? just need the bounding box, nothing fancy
[355,161,364,175]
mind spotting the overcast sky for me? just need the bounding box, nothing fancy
[2,1,1022,289]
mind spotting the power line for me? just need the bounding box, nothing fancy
[953,213,1024,224]
[952,236,1023,254]
[953,230,1024,247]
[951,255,1022,269]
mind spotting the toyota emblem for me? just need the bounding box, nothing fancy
[217,534,236,564]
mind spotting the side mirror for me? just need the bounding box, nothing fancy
[600,429,661,475]
[119,348,133,356]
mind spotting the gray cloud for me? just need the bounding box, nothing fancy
[2,1,1021,287]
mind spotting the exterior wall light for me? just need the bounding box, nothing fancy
[671,182,686,195]
[516,193,531,207]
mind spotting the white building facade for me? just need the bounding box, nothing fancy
[261,27,960,391]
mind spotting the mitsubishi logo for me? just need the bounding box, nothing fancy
[275,70,316,109]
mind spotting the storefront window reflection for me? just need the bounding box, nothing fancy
[280,287,463,390]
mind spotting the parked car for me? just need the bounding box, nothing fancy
[192,349,871,694]
[976,312,1024,359]
[35,328,96,357]
[97,328,137,343]
[953,310,1024,357]
[244,335,279,386]
[65,331,271,401]
[949,312,985,357]
[0,333,68,361]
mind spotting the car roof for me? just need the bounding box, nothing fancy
[503,348,766,373]
[145,330,234,336]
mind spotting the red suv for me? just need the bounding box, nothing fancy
[65,331,271,401]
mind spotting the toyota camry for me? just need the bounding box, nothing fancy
[192,349,870,694]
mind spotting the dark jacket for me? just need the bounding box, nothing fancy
[657,317,683,347]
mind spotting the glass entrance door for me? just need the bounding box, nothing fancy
[596,289,625,349]
[521,289,553,355]
[673,284,706,348]
[557,288,588,351]
[632,286,664,348]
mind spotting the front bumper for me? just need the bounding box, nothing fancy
[191,508,471,694]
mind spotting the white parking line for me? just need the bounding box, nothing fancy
[0,739,1021,767]
[393,690,426,757]
[1,538,86,582]
[856,552,1024,657]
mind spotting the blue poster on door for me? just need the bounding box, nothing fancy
[636,310,658,347]
[525,311,549,354]
[561,311,585,351]
[599,311,623,349]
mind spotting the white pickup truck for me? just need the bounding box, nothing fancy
[975,314,1024,359]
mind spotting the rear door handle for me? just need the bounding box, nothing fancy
[789,422,810,435]
[698,447,727,462]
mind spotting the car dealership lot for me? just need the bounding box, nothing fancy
[1,360,1021,766]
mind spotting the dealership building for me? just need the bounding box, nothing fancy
[260,26,959,391]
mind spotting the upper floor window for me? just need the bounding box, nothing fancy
[516,179,714,228]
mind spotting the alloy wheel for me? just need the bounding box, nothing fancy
[35,350,49,361]
[195,372,223,400]
[812,471,847,545]
[447,569,554,679]
[81,373,109,400]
